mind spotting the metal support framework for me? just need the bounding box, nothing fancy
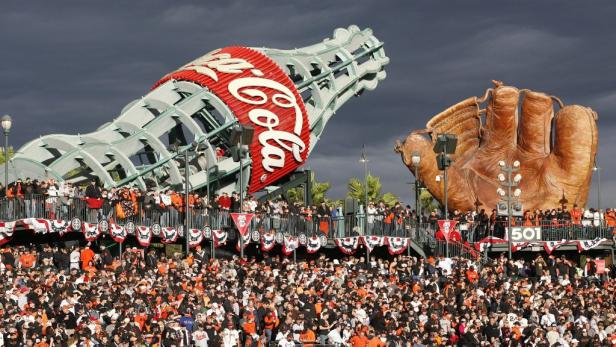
[1,26,388,200]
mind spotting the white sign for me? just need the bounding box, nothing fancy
[507,227,541,242]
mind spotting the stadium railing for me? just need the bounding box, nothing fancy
[0,195,612,247]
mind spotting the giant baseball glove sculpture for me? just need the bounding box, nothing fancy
[395,81,598,212]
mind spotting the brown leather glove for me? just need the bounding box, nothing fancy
[395,81,598,212]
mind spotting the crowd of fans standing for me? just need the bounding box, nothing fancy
[1,177,614,240]
[0,244,615,346]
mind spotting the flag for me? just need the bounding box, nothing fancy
[335,237,359,255]
[386,237,409,255]
[543,240,570,255]
[360,235,384,253]
[577,238,607,252]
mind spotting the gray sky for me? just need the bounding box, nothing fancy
[1,1,614,207]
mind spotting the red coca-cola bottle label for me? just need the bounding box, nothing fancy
[155,46,310,193]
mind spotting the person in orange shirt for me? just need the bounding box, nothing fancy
[299,325,317,347]
[349,330,370,347]
[157,260,168,275]
[465,266,479,285]
[171,192,184,213]
[80,246,95,270]
[135,311,148,331]
[523,210,533,226]
[571,204,583,225]
[263,310,277,343]
[605,208,616,227]
[19,251,36,269]
[242,313,257,339]
[367,332,387,347]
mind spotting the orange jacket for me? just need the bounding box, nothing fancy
[243,320,257,335]
[264,315,277,330]
[300,329,317,347]
[171,193,184,212]
[19,253,36,268]
[606,211,616,227]
[465,270,478,283]
[571,209,583,225]
[350,335,370,347]
[368,337,387,347]
[80,248,95,269]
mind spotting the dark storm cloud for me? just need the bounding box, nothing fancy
[0,1,614,206]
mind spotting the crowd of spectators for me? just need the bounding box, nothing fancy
[0,244,615,347]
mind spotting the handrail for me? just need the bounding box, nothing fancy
[0,195,613,246]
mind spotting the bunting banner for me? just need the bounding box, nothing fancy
[361,235,385,253]
[577,238,607,252]
[261,232,276,252]
[202,226,212,239]
[161,227,178,244]
[230,213,254,236]
[123,222,135,237]
[544,240,570,255]
[298,233,307,245]
[135,226,152,247]
[437,220,458,241]
[386,237,409,255]
[0,221,15,246]
[320,234,328,248]
[335,237,359,255]
[275,232,284,244]
[251,230,260,243]
[236,232,251,251]
[474,236,508,252]
[69,218,82,232]
[82,222,101,242]
[188,228,204,248]
[98,220,109,235]
[109,223,126,243]
[306,235,321,254]
[282,235,299,256]
[22,218,51,234]
[512,242,532,252]
[150,223,162,237]
[213,229,228,248]
[49,220,70,236]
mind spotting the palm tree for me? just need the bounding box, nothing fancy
[347,174,398,207]
[287,172,331,204]
[419,189,440,214]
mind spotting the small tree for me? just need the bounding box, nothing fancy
[0,147,14,165]
[419,189,440,214]
[347,174,399,207]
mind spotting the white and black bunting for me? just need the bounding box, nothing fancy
[0,218,609,259]
[261,232,276,252]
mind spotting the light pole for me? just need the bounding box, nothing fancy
[435,175,443,214]
[435,174,449,257]
[1,115,12,196]
[360,145,369,263]
[497,160,522,259]
[411,152,421,225]
[360,145,369,211]
[593,163,601,212]
[230,124,253,260]
[171,141,207,256]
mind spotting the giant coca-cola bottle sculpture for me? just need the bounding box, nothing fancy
[7,26,388,194]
